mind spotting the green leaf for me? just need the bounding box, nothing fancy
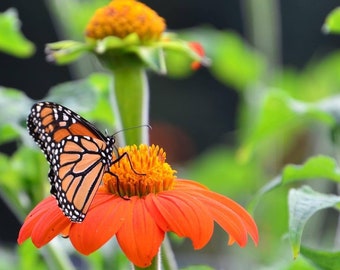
[0,87,32,122]
[46,77,97,108]
[178,27,265,90]
[300,245,340,270]
[11,147,47,188]
[261,256,316,270]
[248,155,340,212]
[0,146,48,221]
[283,155,340,184]
[45,73,114,129]
[162,40,208,78]
[238,91,335,161]
[300,52,340,100]
[96,33,139,53]
[288,186,340,258]
[162,47,195,78]
[46,40,91,64]
[0,124,20,144]
[1,146,48,212]
[0,9,35,57]
[96,36,126,53]
[133,46,166,74]
[212,31,266,90]
[323,7,340,34]
[0,87,32,144]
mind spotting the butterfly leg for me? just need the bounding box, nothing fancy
[106,171,129,200]
[107,151,146,199]
[111,151,146,176]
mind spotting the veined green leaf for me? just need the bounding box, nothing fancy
[288,186,340,258]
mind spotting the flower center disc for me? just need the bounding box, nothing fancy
[85,0,166,42]
[102,144,176,197]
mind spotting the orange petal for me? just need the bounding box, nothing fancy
[29,199,70,247]
[176,179,258,245]
[198,189,259,245]
[69,192,125,255]
[145,191,214,249]
[18,197,53,244]
[188,188,258,246]
[174,179,210,190]
[18,196,69,247]
[116,196,164,268]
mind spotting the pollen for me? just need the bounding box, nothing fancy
[85,0,166,42]
[102,144,176,197]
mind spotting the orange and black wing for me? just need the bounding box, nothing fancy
[27,102,115,222]
[51,135,112,222]
[27,102,106,162]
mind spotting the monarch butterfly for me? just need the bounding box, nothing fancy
[27,101,123,222]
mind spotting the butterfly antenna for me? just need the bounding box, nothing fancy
[113,124,152,136]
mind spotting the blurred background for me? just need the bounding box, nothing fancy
[1,0,340,269]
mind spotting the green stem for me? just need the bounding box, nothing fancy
[161,235,178,270]
[241,0,282,69]
[42,241,76,270]
[109,64,149,145]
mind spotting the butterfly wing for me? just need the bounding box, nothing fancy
[27,102,114,222]
[51,135,111,222]
[27,102,106,161]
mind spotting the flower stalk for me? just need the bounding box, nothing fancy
[108,62,149,145]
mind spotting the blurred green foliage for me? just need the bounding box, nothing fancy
[323,7,340,34]
[2,3,340,270]
[0,9,35,57]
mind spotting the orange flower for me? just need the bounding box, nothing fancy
[85,0,166,42]
[18,144,258,268]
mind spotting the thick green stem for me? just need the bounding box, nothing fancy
[109,64,149,146]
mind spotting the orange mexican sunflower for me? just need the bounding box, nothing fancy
[18,144,258,268]
[46,0,208,73]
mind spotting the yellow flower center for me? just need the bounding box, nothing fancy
[85,0,166,42]
[102,144,176,197]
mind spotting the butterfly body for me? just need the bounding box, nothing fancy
[27,102,115,222]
